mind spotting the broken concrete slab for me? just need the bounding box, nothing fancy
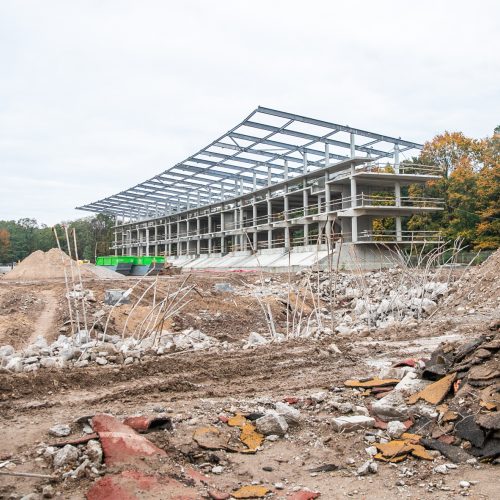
[331,415,375,432]
[274,402,301,426]
[52,444,79,468]
[255,412,288,436]
[193,426,232,451]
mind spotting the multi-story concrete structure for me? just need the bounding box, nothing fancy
[78,107,444,270]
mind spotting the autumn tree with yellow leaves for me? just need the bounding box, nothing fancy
[407,127,499,250]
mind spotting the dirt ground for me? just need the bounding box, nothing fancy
[0,269,499,499]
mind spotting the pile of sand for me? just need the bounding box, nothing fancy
[3,248,123,281]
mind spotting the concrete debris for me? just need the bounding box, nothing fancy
[0,327,219,371]
[86,440,103,464]
[357,459,378,476]
[244,331,269,349]
[274,402,301,426]
[104,289,130,305]
[48,424,71,437]
[387,420,407,438]
[255,412,289,436]
[331,415,375,432]
[52,444,80,468]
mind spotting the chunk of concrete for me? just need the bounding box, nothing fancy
[331,415,375,432]
[387,420,407,438]
[86,439,103,464]
[371,372,430,422]
[53,444,79,468]
[244,332,268,349]
[49,424,71,437]
[255,412,288,436]
[274,402,301,426]
[104,289,130,306]
[6,357,23,372]
[0,345,15,358]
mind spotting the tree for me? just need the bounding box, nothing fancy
[0,228,11,263]
[407,129,498,249]
[475,128,500,249]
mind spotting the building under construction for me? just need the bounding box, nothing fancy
[78,107,444,270]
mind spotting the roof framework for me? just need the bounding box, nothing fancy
[77,106,424,218]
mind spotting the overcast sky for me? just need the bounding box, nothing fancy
[0,0,498,225]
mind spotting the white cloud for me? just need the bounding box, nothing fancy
[0,0,498,224]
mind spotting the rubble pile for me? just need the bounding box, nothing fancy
[0,327,220,373]
[438,248,500,317]
[304,267,450,331]
[350,329,500,464]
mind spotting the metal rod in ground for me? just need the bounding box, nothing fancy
[0,471,56,479]
[64,224,81,333]
[52,226,75,335]
[72,228,88,335]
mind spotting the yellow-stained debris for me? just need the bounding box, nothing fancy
[408,373,456,405]
[375,440,413,458]
[374,452,406,463]
[227,413,264,453]
[232,485,271,498]
[193,426,231,451]
[480,400,498,411]
[442,410,459,422]
[409,444,434,460]
[344,378,400,388]
[375,437,434,462]
[400,432,421,443]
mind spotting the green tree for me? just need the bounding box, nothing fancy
[0,228,11,263]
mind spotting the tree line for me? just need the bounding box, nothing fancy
[0,127,498,264]
[0,214,115,264]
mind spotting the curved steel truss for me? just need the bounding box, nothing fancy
[77,106,423,218]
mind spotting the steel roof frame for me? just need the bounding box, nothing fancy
[77,106,423,218]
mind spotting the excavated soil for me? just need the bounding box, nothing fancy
[0,257,499,499]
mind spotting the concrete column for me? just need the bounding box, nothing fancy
[284,160,289,181]
[154,224,158,256]
[196,217,201,254]
[240,205,245,250]
[267,192,272,224]
[284,193,290,249]
[394,144,402,242]
[268,166,272,186]
[114,222,117,256]
[251,198,257,250]
[350,133,358,243]
[267,192,272,249]
[253,172,257,191]
[176,222,180,256]
[303,185,309,245]
[168,232,172,256]
[186,219,190,255]
[220,211,225,253]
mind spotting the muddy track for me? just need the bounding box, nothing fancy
[0,340,360,414]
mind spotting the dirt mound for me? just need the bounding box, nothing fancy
[445,248,500,314]
[2,248,122,281]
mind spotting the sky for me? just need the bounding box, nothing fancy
[0,0,498,225]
